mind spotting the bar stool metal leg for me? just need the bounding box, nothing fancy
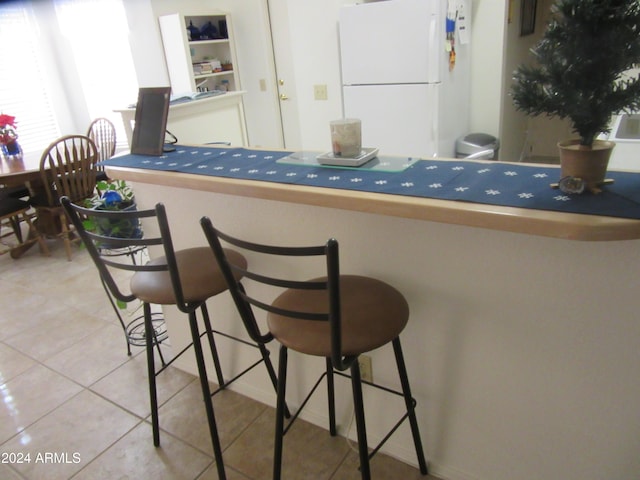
[326,358,337,436]
[350,360,371,480]
[189,308,226,480]
[144,303,160,447]
[200,302,226,387]
[273,345,288,480]
[393,338,429,474]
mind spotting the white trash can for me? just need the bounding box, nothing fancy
[455,133,500,160]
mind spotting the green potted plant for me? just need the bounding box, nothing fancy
[83,179,141,239]
[511,0,640,192]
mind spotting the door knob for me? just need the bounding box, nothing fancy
[279,93,289,100]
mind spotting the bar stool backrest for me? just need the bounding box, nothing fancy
[200,216,356,370]
[61,198,190,312]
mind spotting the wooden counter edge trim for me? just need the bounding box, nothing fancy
[105,165,640,242]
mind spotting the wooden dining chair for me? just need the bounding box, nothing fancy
[87,117,117,161]
[34,135,99,260]
[87,117,117,181]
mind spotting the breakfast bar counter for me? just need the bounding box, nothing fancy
[103,146,640,242]
[105,148,640,480]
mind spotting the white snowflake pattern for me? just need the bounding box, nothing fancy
[168,162,178,167]
[184,163,193,167]
[375,180,387,185]
[455,186,469,192]
[307,174,318,179]
[233,153,243,157]
[230,168,240,172]
[154,161,165,165]
[478,168,491,174]
[190,151,199,155]
[504,171,517,176]
[426,165,438,170]
[351,178,363,183]
[142,160,151,164]
[248,169,259,174]
[264,155,274,159]
[452,166,464,171]
[203,151,212,156]
[533,173,548,178]
[198,165,208,169]
[485,189,500,195]
[248,154,257,158]
[554,195,571,201]
[518,192,534,199]
[402,182,414,187]
[266,170,277,175]
[429,183,442,189]
[286,172,297,177]
[329,176,340,181]
[214,166,224,170]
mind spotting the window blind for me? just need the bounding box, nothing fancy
[0,4,61,157]
[0,0,138,158]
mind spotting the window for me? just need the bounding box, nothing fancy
[55,0,138,151]
[0,3,60,156]
[0,0,138,156]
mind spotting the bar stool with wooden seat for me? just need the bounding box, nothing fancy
[200,216,429,480]
[62,199,282,480]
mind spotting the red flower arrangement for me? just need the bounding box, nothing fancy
[0,113,18,145]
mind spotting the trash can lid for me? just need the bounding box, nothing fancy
[456,133,500,155]
[463,133,498,146]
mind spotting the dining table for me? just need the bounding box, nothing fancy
[0,150,42,189]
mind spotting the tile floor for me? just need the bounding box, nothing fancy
[0,240,438,480]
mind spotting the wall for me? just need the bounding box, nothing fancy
[468,0,507,143]
[500,0,533,161]
[500,0,573,161]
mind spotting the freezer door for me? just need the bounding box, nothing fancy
[339,0,441,85]
[343,84,439,158]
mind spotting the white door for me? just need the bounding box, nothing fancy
[266,0,302,149]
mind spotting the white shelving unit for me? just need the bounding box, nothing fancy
[159,12,241,95]
[149,11,248,147]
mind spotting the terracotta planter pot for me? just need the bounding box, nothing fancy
[557,139,615,190]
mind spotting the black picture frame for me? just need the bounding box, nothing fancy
[520,0,537,36]
[131,87,171,156]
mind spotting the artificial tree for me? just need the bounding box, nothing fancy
[511,0,640,148]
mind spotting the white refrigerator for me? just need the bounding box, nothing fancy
[339,0,470,158]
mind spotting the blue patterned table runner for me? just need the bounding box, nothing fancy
[101,145,640,220]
